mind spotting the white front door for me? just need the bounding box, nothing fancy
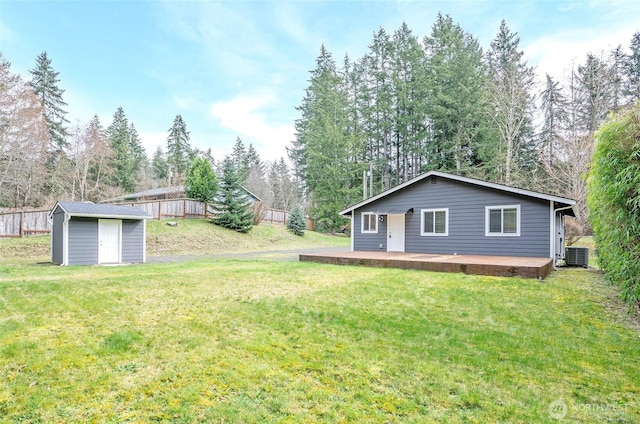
[555,212,565,260]
[387,214,405,252]
[98,219,121,264]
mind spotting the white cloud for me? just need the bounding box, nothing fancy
[524,13,638,82]
[210,94,294,162]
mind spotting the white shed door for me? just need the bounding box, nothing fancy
[387,214,405,252]
[98,219,121,264]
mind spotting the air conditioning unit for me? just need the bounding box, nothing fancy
[565,246,589,267]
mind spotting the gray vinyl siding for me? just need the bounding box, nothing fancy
[353,177,551,258]
[67,218,99,265]
[51,207,65,264]
[122,220,144,263]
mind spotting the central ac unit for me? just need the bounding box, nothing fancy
[565,246,589,267]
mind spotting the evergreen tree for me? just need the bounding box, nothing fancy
[212,156,254,233]
[230,137,249,182]
[484,21,537,185]
[292,45,358,233]
[151,146,168,181]
[166,114,191,183]
[390,22,429,183]
[423,13,488,175]
[287,206,306,236]
[28,51,69,154]
[539,74,567,167]
[107,107,143,193]
[624,32,640,102]
[576,53,614,134]
[185,156,218,202]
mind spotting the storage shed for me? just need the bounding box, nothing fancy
[49,201,152,266]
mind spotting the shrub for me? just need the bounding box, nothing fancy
[587,103,640,307]
[287,206,306,236]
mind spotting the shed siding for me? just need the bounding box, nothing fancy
[67,218,99,265]
[122,220,144,263]
[51,207,65,264]
[353,177,551,258]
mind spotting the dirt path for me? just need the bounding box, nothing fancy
[146,246,350,264]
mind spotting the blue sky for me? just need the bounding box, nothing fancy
[1,0,638,162]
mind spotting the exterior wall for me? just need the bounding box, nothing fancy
[353,177,551,258]
[51,207,65,264]
[68,217,99,265]
[122,220,145,263]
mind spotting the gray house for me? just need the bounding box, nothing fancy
[49,201,152,266]
[339,171,577,262]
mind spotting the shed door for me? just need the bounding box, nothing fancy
[387,214,405,252]
[98,219,121,264]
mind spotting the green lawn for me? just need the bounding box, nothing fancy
[1,259,638,422]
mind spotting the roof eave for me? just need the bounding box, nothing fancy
[339,170,577,215]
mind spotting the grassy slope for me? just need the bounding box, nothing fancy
[0,257,639,422]
[0,219,349,265]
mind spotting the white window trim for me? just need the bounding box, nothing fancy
[420,208,449,237]
[361,212,378,234]
[485,205,521,237]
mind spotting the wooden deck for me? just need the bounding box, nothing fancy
[299,251,553,279]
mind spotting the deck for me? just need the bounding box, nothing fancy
[299,251,553,279]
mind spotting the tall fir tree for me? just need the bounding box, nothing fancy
[166,114,191,183]
[539,74,567,167]
[151,146,168,181]
[484,20,537,185]
[293,45,359,232]
[423,13,488,175]
[106,107,144,193]
[624,32,640,102]
[185,156,218,202]
[212,156,254,233]
[28,51,69,155]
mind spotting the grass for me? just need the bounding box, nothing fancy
[1,258,639,422]
[0,219,349,265]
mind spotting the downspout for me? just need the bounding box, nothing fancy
[63,212,71,266]
[350,214,354,252]
[551,204,575,269]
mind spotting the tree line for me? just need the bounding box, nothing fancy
[290,15,640,233]
[0,52,300,214]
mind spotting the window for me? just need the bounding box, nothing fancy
[361,212,378,233]
[421,208,448,236]
[485,205,520,236]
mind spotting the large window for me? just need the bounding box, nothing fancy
[361,212,378,233]
[485,205,520,236]
[421,208,448,236]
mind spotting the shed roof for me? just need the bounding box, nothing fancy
[340,170,578,217]
[51,201,152,220]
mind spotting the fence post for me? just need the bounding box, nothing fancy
[19,211,24,238]
[183,199,186,218]
[158,201,161,220]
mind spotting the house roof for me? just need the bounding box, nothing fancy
[102,185,262,203]
[51,201,152,220]
[339,170,578,217]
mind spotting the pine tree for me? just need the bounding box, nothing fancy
[28,51,69,155]
[293,45,358,233]
[423,14,488,175]
[539,74,567,167]
[212,156,254,233]
[107,107,142,193]
[287,206,306,236]
[185,156,218,202]
[624,32,640,102]
[230,137,249,182]
[484,21,537,185]
[166,114,191,183]
[151,146,168,181]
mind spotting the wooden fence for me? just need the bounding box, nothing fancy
[0,209,51,238]
[0,199,312,237]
